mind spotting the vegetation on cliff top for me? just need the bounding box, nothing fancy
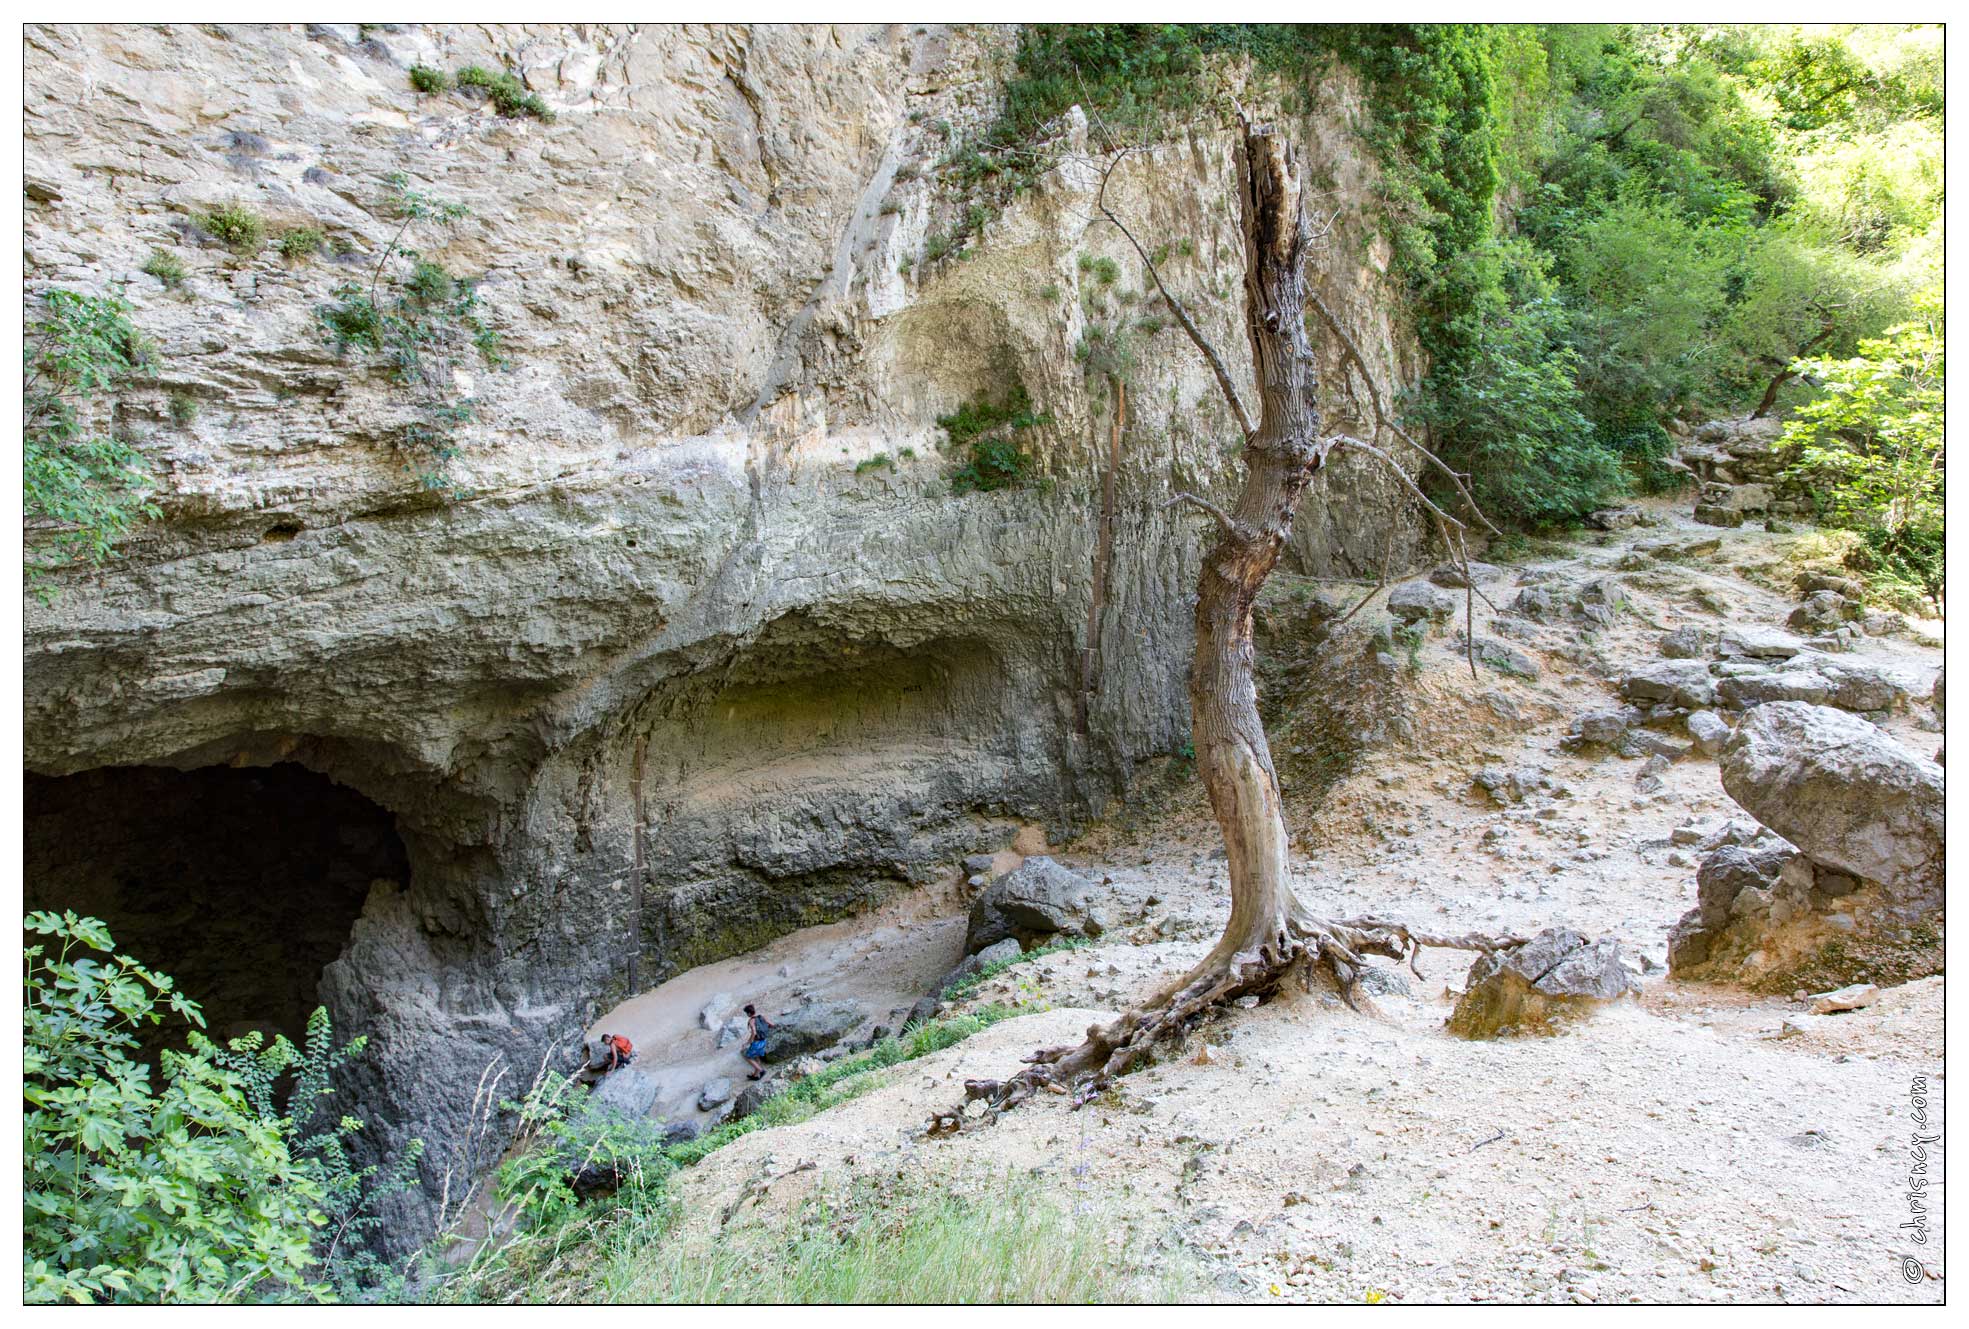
[992,23,1942,541]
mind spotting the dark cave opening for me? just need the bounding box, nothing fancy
[24,762,408,1048]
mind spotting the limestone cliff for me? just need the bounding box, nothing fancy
[21,21,1427,1242]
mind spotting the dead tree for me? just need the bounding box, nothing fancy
[933,110,1522,1133]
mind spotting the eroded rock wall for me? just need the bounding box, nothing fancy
[22,20,1427,1243]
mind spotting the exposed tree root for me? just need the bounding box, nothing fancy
[927,916,1524,1136]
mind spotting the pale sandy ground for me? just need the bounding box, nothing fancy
[592,500,1945,1303]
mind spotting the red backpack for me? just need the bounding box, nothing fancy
[600,1033,634,1069]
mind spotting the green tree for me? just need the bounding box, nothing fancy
[23,911,326,1304]
[23,288,161,588]
[1781,291,1943,609]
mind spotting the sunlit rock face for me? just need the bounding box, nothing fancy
[22,20,1424,1246]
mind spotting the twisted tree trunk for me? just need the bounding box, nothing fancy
[931,113,1519,1133]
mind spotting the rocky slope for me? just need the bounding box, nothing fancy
[21,21,1430,1242]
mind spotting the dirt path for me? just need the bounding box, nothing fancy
[592,498,1945,1302]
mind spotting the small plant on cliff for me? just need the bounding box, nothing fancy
[277,227,325,261]
[142,248,187,289]
[318,175,501,493]
[454,65,554,121]
[408,64,450,94]
[938,386,1050,495]
[23,911,326,1304]
[23,287,161,590]
[203,203,265,254]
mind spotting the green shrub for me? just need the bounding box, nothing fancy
[493,1072,674,1234]
[203,203,265,254]
[854,453,893,475]
[23,288,160,585]
[142,249,186,288]
[1077,252,1121,286]
[938,386,1051,495]
[1782,291,1944,609]
[167,392,198,427]
[455,65,553,121]
[276,227,324,261]
[23,911,326,1304]
[408,64,450,94]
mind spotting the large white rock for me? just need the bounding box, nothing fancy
[1720,702,1943,909]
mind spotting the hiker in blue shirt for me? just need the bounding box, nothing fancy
[742,1004,772,1080]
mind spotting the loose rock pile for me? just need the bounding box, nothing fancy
[1680,417,1813,528]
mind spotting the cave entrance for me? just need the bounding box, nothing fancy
[24,762,407,1049]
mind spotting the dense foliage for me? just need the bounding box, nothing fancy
[22,289,160,588]
[1781,293,1944,608]
[993,23,1942,533]
[23,912,419,1303]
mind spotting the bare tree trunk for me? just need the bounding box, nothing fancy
[931,115,1520,1132]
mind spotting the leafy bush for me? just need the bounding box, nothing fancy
[202,1010,426,1298]
[203,203,265,254]
[23,911,325,1304]
[1781,291,1944,609]
[23,288,160,585]
[494,1072,674,1233]
[277,227,324,261]
[168,392,198,427]
[854,453,893,475]
[142,249,187,288]
[408,64,450,94]
[455,65,553,121]
[939,386,1050,495]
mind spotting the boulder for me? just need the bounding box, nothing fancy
[1567,706,1636,748]
[759,1001,865,1063]
[1716,669,1833,710]
[730,1076,784,1121]
[1429,560,1506,589]
[902,993,940,1030]
[1474,766,1537,805]
[1620,661,1715,709]
[941,936,1021,992]
[696,1077,733,1111]
[1816,661,1911,713]
[1694,843,1800,929]
[1388,579,1458,624]
[698,991,734,1032]
[965,856,1103,952]
[1717,626,1804,659]
[1447,928,1640,1038]
[1585,506,1641,531]
[1659,626,1714,659]
[1809,982,1879,1015]
[1685,710,1731,757]
[1788,590,1860,633]
[1465,636,1539,679]
[1721,702,1944,909]
[662,1120,701,1146]
[590,1068,661,1117]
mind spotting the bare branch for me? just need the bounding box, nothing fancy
[1332,435,1468,534]
[1305,289,1501,536]
[1092,149,1257,440]
[1163,490,1238,535]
